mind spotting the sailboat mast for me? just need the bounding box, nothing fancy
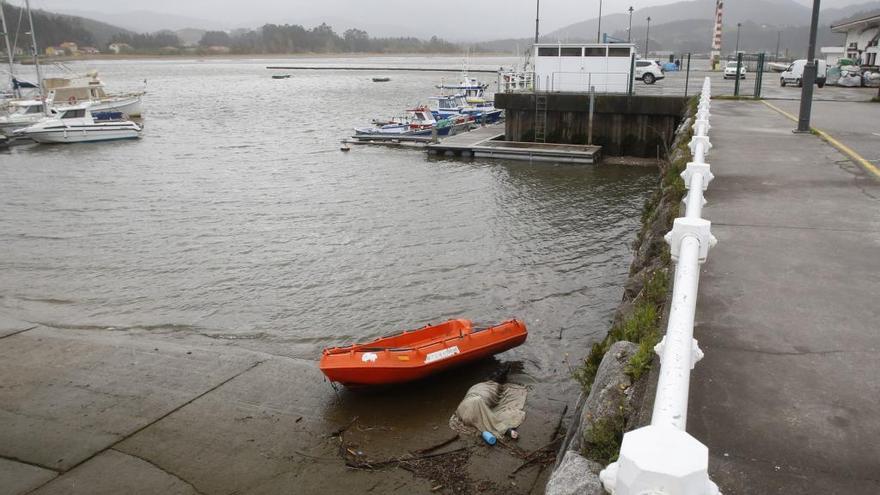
[24,0,45,113]
[0,0,16,96]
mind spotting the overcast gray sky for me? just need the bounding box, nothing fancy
[29,0,864,40]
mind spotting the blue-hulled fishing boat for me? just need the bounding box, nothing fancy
[428,95,503,124]
[354,106,473,138]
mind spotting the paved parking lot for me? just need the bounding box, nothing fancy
[765,99,880,176]
[632,68,878,102]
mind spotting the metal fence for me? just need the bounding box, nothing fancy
[496,55,698,97]
[598,77,721,495]
[497,71,630,94]
[721,52,767,98]
[496,53,783,100]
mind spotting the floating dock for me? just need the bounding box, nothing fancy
[426,124,602,164]
[345,134,434,147]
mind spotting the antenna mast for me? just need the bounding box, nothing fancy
[0,0,16,96]
[24,0,45,113]
[710,0,724,70]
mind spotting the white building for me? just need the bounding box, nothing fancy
[533,43,635,93]
[819,46,846,66]
[830,10,880,66]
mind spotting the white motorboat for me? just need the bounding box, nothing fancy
[44,72,144,117]
[15,104,142,144]
[0,100,56,135]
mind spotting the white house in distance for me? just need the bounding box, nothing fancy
[533,43,635,93]
[820,46,846,66]
[830,10,880,66]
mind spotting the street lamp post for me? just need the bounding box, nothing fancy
[597,0,603,43]
[628,6,634,43]
[534,0,540,44]
[775,31,781,60]
[645,17,651,56]
[735,22,742,55]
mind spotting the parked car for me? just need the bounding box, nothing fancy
[723,61,747,79]
[634,59,665,85]
[780,59,828,88]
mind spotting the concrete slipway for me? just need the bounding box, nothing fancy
[0,317,565,494]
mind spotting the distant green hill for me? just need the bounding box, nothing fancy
[1,3,133,54]
[477,0,880,57]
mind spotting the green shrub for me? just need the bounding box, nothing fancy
[626,329,662,380]
[582,409,626,464]
[643,269,669,306]
[573,339,610,393]
[621,303,658,342]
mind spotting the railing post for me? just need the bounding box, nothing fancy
[600,77,720,495]
[755,52,765,99]
[588,85,595,146]
[734,52,743,97]
[628,53,636,96]
[684,52,692,97]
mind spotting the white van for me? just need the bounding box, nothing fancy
[780,60,828,88]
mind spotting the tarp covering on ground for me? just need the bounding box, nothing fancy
[449,381,527,437]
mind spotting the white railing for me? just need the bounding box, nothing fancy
[599,77,721,495]
[497,71,630,94]
[498,70,535,93]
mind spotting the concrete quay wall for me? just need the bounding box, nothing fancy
[494,93,689,157]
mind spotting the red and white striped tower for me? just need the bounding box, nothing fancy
[710,0,724,70]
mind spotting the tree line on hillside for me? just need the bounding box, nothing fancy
[1,2,464,56]
[107,31,183,51]
[2,3,95,50]
[196,24,460,54]
[2,3,462,54]
[107,24,461,54]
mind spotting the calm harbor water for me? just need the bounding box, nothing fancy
[0,56,654,397]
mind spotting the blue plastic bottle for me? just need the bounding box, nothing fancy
[481,431,497,445]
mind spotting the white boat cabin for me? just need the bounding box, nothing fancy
[44,76,110,106]
[5,100,52,116]
[534,42,636,93]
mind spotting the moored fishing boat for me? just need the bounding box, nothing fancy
[355,105,473,138]
[43,72,145,117]
[15,104,142,144]
[429,95,503,124]
[320,319,527,387]
[437,73,488,97]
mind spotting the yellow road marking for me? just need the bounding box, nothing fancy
[761,100,880,179]
[761,100,800,122]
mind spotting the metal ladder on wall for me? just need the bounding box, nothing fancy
[534,93,547,143]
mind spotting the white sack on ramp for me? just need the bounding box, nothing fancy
[450,381,527,437]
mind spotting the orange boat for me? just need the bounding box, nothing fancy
[319,319,527,387]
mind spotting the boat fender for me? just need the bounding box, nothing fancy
[68,96,77,105]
